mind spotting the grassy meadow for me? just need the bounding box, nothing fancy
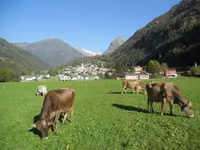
[0,78,200,150]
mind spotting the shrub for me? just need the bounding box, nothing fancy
[190,66,200,75]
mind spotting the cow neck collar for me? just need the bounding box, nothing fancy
[181,101,188,112]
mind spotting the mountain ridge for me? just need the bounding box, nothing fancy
[0,38,51,74]
[13,39,86,67]
[103,36,126,55]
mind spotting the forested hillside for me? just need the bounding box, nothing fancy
[0,38,51,75]
[109,0,200,69]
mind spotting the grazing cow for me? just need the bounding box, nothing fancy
[36,85,47,96]
[121,79,146,94]
[32,88,76,139]
[146,81,195,117]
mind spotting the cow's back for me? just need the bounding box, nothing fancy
[44,88,75,114]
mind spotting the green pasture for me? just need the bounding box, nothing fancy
[0,78,200,150]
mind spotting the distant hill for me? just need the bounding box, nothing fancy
[108,0,200,69]
[13,39,86,67]
[0,38,51,74]
[103,37,126,55]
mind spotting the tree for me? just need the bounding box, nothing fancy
[146,60,161,77]
[114,62,123,74]
[48,68,59,76]
[190,66,200,75]
[160,62,168,71]
[0,68,19,82]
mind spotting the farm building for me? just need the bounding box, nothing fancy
[125,73,149,80]
[164,68,177,78]
[125,66,149,80]
[134,66,143,73]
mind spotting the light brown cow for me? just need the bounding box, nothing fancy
[32,88,76,139]
[121,79,146,94]
[146,81,195,117]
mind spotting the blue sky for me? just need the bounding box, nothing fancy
[1,0,181,52]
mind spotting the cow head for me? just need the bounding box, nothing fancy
[181,100,195,118]
[32,120,48,139]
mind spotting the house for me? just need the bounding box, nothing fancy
[125,74,139,80]
[20,76,36,81]
[125,73,149,80]
[139,74,150,79]
[164,68,177,78]
[134,66,143,74]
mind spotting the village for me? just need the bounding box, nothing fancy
[20,62,178,82]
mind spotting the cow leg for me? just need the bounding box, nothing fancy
[136,87,139,94]
[121,87,127,94]
[147,98,150,110]
[52,111,60,133]
[149,99,154,113]
[69,111,73,123]
[62,113,67,124]
[169,104,173,116]
[161,98,167,116]
[121,87,124,94]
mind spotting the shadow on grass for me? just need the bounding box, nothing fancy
[28,127,41,137]
[112,103,183,117]
[33,114,40,122]
[112,103,149,113]
[107,91,145,94]
[107,91,122,94]
[28,114,41,138]
[121,140,130,150]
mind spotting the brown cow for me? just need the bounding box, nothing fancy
[121,79,146,94]
[146,81,195,117]
[32,88,76,139]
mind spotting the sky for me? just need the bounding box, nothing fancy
[0,0,181,52]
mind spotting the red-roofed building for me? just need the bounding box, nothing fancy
[164,68,177,78]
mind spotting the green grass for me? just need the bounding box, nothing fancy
[0,78,200,150]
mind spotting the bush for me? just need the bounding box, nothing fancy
[0,68,19,82]
[190,66,200,75]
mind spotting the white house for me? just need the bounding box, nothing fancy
[125,74,139,80]
[139,74,149,79]
[125,73,149,80]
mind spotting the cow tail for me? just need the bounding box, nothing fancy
[72,90,76,108]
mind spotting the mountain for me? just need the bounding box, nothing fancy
[103,36,126,54]
[75,47,102,56]
[109,0,200,69]
[13,39,86,67]
[0,38,51,74]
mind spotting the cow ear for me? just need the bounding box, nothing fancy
[32,123,36,128]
